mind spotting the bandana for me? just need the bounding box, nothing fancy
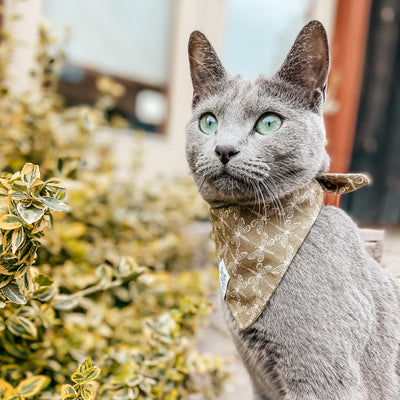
[209,173,369,330]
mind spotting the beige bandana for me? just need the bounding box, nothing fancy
[210,173,369,330]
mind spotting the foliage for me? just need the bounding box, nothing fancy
[0,375,50,399]
[0,163,69,306]
[0,4,226,400]
[61,358,100,400]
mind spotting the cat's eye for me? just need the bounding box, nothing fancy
[199,113,218,134]
[255,113,282,135]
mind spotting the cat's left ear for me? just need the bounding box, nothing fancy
[188,31,227,107]
[275,20,329,110]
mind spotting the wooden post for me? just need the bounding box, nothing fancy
[324,0,372,206]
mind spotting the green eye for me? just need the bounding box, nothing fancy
[199,113,218,134]
[255,113,282,135]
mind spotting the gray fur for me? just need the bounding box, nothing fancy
[185,21,400,399]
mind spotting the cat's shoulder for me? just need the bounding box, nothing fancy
[315,205,360,236]
[306,204,367,256]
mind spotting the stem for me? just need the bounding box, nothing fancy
[65,279,123,299]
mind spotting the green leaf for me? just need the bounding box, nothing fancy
[113,387,139,400]
[33,285,57,303]
[1,283,27,304]
[41,196,70,212]
[34,274,54,287]
[61,384,77,399]
[71,372,85,384]
[126,375,143,387]
[23,270,34,293]
[21,163,40,188]
[81,386,93,400]
[10,192,27,201]
[11,181,28,193]
[11,228,25,254]
[0,178,11,190]
[6,316,37,339]
[16,375,49,397]
[85,367,100,381]
[53,295,79,311]
[0,378,15,393]
[0,256,19,275]
[0,275,13,289]
[7,395,24,400]
[0,215,22,230]
[1,339,30,359]
[95,264,112,286]
[83,358,93,370]
[16,204,45,224]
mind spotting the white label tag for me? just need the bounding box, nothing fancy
[219,259,230,300]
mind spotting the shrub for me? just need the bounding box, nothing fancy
[0,8,227,400]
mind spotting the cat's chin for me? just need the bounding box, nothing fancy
[196,172,275,207]
[195,170,314,207]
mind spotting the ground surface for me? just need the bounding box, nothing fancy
[196,226,400,400]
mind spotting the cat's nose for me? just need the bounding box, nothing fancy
[215,145,240,164]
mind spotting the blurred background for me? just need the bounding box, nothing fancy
[0,1,398,399]
[5,0,399,224]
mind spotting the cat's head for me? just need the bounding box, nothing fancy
[186,20,330,207]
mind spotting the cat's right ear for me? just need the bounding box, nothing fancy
[188,31,227,107]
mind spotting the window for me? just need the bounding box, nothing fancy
[44,0,174,133]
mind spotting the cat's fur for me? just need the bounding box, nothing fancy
[185,21,400,399]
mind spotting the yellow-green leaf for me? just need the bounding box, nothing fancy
[21,163,40,188]
[113,388,139,400]
[33,285,57,303]
[1,283,27,305]
[0,215,22,230]
[61,384,77,400]
[6,316,37,339]
[41,196,70,212]
[11,228,24,254]
[85,367,100,381]
[0,275,13,289]
[53,295,79,311]
[81,386,93,400]
[11,181,28,193]
[0,178,11,190]
[16,375,49,398]
[83,358,93,370]
[71,372,85,384]
[34,274,53,287]
[0,378,15,394]
[6,394,23,400]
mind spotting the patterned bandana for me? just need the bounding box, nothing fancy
[209,173,369,330]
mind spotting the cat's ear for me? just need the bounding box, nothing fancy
[275,20,329,110]
[188,31,227,106]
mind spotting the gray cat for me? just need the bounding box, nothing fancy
[185,21,400,399]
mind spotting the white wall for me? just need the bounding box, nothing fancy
[5,0,43,94]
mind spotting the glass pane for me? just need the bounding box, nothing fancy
[223,0,312,77]
[44,0,174,86]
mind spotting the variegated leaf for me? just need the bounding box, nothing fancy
[16,204,44,225]
[20,163,40,188]
[16,375,49,397]
[0,215,22,230]
[11,228,25,254]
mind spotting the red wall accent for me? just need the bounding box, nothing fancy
[324,0,372,206]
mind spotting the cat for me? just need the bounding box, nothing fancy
[185,20,400,400]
